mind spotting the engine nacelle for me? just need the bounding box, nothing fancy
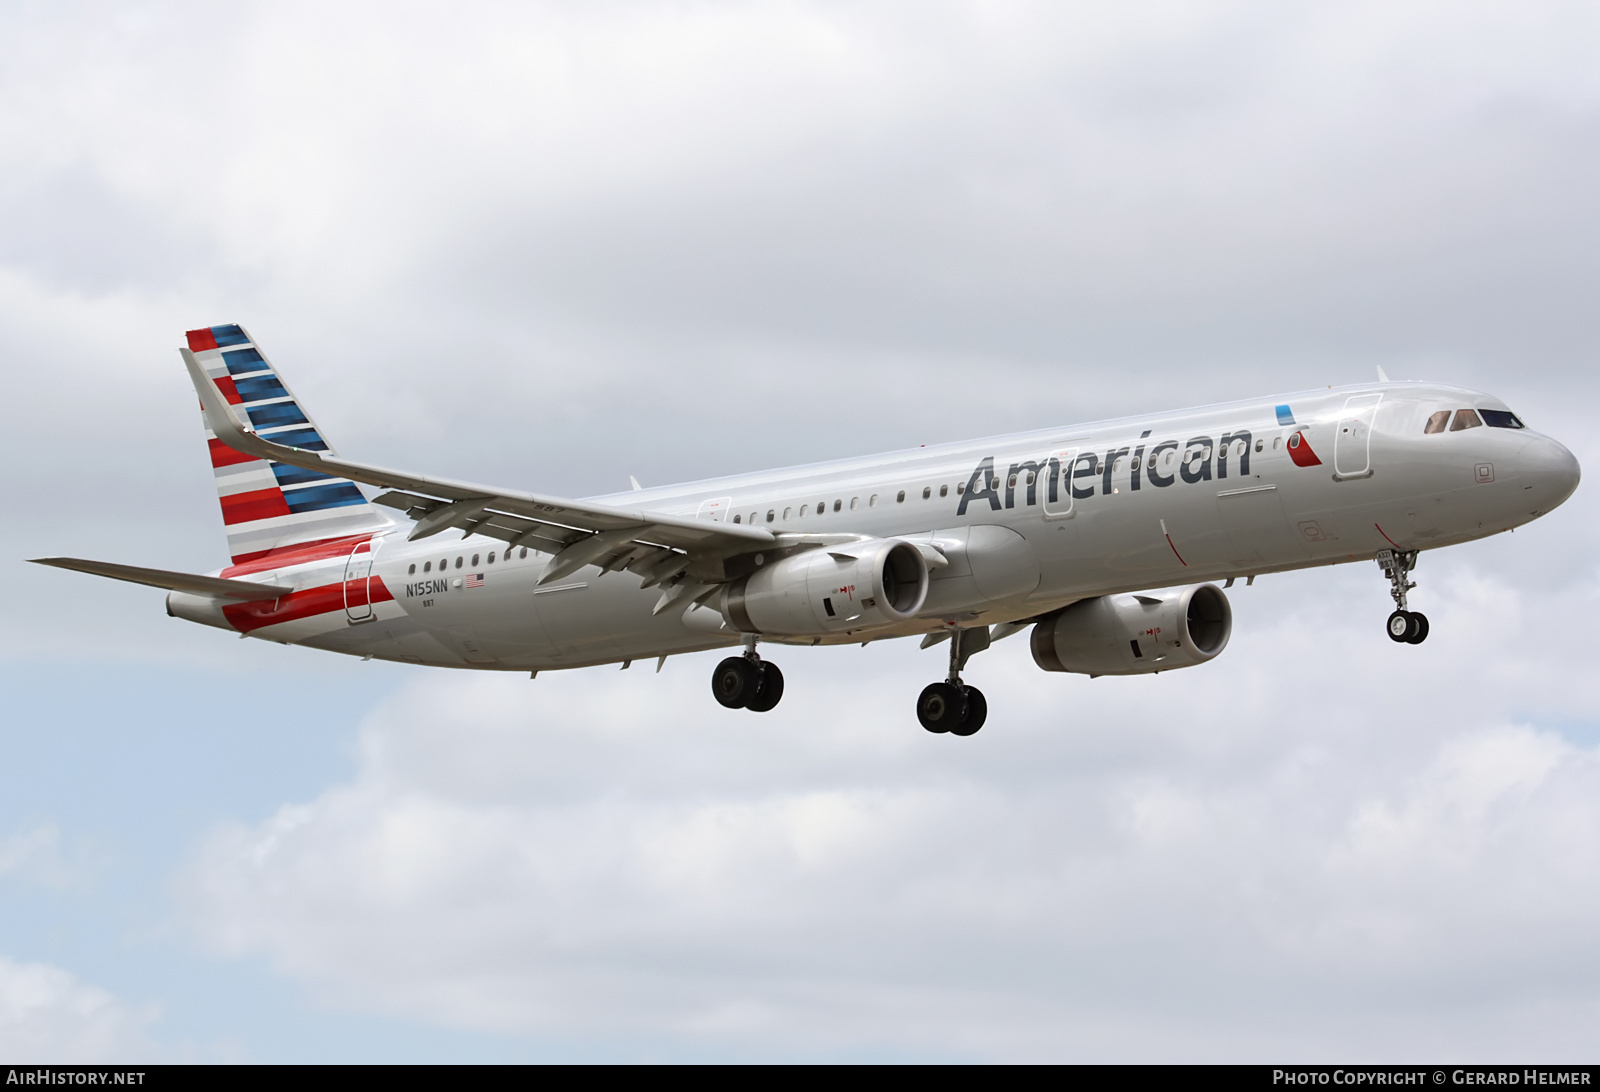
[1030,583,1232,676]
[721,539,930,636]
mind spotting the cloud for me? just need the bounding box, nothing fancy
[0,957,161,1063]
[182,554,1600,1060]
[0,825,75,889]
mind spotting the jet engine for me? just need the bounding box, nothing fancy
[1030,583,1232,676]
[721,539,930,636]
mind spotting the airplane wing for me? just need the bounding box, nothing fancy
[181,348,774,590]
[29,557,294,601]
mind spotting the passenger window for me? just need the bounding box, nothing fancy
[850,497,859,510]
[440,558,447,569]
[797,506,805,519]
[956,482,965,494]
[1424,410,1451,435]
[832,499,841,512]
[1255,439,1263,452]
[519,548,528,559]
[897,490,906,503]
[1482,409,1525,429]
[732,514,741,523]
[749,512,757,524]
[939,484,948,497]
[487,552,495,564]
[424,561,432,573]
[869,495,878,507]
[783,507,791,519]
[1450,409,1483,431]
[766,510,775,523]
[922,486,931,499]
[408,563,416,574]
[471,554,480,566]
[455,557,463,569]
[816,502,825,515]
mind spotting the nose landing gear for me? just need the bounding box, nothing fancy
[918,627,988,736]
[1378,548,1429,645]
[712,636,785,712]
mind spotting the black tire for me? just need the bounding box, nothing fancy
[1406,612,1430,644]
[951,686,987,736]
[1386,610,1411,643]
[712,656,760,709]
[917,682,966,734]
[747,661,785,712]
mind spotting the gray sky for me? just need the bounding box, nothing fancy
[2,0,1598,1061]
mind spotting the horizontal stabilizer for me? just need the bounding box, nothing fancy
[29,558,294,601]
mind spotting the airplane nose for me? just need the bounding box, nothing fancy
[1519,435,1581,512]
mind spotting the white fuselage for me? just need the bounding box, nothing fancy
[166,381,1580,670]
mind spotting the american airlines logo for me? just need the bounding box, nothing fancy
[956,427,1311,516]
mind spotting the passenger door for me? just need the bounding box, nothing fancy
[1334,393,1382,479]
[1041,448,1079,520]
[343,537,378,622]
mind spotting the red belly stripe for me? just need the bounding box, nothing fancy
[222,577,394,633]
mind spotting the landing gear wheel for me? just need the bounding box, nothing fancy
[712,656,760,709]
[1386,610,1411,643]
[917,682,966,733]
[950,686,987,736]
[1377,550,1426,646]
[746,662,785,712]
[1386,610,1430,644]
[1405,612,1429,645]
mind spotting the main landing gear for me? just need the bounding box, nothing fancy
[711,636,785,713]
[1377,548,1429,645]
[918,627,988,737]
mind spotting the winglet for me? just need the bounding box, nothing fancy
[181,346,328,467]
[1376,365,1392,382]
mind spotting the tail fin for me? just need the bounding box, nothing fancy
[186,324,393,565]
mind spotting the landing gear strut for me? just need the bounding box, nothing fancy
[712,636,785,712]
[1377,548,1429,645]
[918,627,988,736]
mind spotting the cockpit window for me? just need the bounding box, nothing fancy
[1423,410,1451,435]
[1449,408,1483,431]
[1481,409,1525,429]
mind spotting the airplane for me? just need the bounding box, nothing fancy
[31,324,1581,736]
